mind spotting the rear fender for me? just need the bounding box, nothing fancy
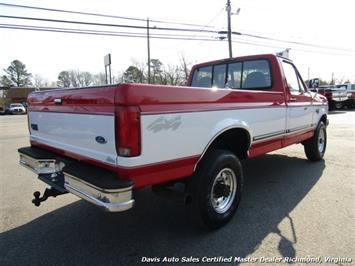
[194,118,252,171]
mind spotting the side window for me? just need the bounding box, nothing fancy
[242,60,271,89]
[191,59,271,90]
[297,75,306,93]
[191,66,212,88]
[282,61,301,93]
[226,62,242,89]
[212,64,226,88]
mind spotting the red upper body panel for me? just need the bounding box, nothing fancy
[26,54,327,188]
[27,54,292,115]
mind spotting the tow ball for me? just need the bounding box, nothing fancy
[32,187,67,207]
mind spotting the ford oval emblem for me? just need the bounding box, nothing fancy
[95,136,107,144]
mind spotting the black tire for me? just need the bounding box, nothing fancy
[304,122,327,161]
[185,149,243,229]
[328,103,333,111]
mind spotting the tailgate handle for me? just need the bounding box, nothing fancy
[54,98,62,104]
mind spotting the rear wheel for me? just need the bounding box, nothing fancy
[304,122,327,161]
[185,150,243,229]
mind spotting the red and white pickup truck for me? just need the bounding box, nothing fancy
[18,54,328,229]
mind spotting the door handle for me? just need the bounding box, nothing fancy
[289,97,297,102]
[54,98,62,104]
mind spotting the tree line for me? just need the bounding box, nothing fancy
[1,58,352,89]
[0,57,192,89]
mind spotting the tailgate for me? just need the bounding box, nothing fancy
[27,85,118,166]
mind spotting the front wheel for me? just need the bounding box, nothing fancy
[304,122,327,161]
[185,150,243,229]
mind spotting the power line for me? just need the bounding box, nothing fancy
[1,2,354,53]
[197,7,224,33]
[235,31,355,53]
[0,24,220,42]
[1,12,355,55]
[231,38,355,56]
[0,23,215,39]
[0,14,218,33]
[1,23,354,57]
[0,2,215,28]
[216,30,355,53]
[2,13,353,54]
[173,7,225,52]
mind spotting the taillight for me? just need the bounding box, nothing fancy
[115,106,141,157]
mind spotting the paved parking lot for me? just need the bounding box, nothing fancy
[0,112,354,265]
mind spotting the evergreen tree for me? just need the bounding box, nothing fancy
[1,60,32,87]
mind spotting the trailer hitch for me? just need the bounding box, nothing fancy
[32,187,67,207]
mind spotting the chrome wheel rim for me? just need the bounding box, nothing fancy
[211,168,237,214]
[318,127,325,153]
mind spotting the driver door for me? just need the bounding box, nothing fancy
[281,61,313,145]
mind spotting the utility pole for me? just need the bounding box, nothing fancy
[104,53,111,84]
[147,18,151,84]
[331,72,334,85]
[226,0,233,58]
[109,64,112,84]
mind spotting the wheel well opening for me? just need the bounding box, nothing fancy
[206,128,251,160]
[320,114,327,125]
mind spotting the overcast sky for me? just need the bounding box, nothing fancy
[0,0,354,84]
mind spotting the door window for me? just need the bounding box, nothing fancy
[282,61,302,93]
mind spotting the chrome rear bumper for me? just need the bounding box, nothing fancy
[64,173,134,212]
[19,152,64,174]
[18,147,134,212]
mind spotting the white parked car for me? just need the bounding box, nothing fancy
[9,103,26,115]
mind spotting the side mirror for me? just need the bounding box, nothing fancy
[308,78,319,89]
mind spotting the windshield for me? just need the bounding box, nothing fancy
[10,104,23,107]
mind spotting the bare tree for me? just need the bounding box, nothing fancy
[81,71,93,86]
[69,70,79,87]
[131,59,146,83]
[163,65,183,85]
[57,70,93,87]
[93,73,106,86]
[180,55,192,85]
[33,74,45,88]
